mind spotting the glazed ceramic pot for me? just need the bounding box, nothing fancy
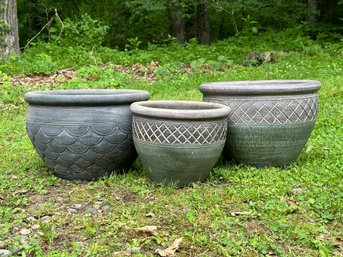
[200,80,321,167]
[25,89,150,180]
[130,100,230,187]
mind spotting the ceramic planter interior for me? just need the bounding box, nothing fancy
[200,80,321,167]
[25,89,150,180]
[131,100,230,187]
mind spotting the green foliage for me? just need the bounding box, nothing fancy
[52,13,109,48]
[16,0,343,49]
[125,37,142,51]
[0,71,24,106]
[241,15,259,36]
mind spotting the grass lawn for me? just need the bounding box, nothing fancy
[0,32,342,256]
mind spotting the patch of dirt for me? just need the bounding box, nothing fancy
[246,221,271,236]
[7,59,233,89]
[12,69,76,87]
[113,61,159,82]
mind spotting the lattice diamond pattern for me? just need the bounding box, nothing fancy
[204,96,318,124]
[133,118,227,144]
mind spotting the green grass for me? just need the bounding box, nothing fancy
[0,32,342,256]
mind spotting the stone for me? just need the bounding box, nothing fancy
[19,235,29,245]
[19,228,31,235]
[31,224,40,230]
[85,208,97,214]
[127,247,141,253]
[0,250,11,257]
[67,208,77,214]
[26,216,36,223]
[73,204,82,210]
[40,216,51,223]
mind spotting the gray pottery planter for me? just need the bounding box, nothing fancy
[130,100,230,187]
[25,89,150,180]
[200,80,321,167]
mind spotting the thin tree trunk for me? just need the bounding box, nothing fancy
[307,0,318,23]
[168,3,185,44]
[0,0,19,60]
[196,0,210,45]
[219,13,226,39]
[319,0,338,23]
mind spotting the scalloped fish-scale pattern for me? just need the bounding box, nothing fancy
[26,122,136,180]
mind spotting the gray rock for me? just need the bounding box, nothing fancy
[127,247,141,253]
[40,216,51,223]
[0,250,11,257]
[19,228,31,235]
[26,216,36,223]
[67,208,78,214]
[19,235,29,245]
[0,241,7,249]
[73,204,82,210]
[85,208,97,214]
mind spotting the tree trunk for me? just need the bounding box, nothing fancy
[307,0,318,22]
[0,0,19,60]
[168,3,185,44]
[319,0,338,23]
[196,0,210,45]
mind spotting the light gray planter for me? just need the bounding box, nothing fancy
[130,100,230,187]
[200,80,321,167]
[25,89,150,180]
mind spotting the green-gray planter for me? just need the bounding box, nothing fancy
[130,100,230,187]
[199,80,321,167]
[25,89,150,181]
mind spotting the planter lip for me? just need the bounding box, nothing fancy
[25,89,150,106]
[199,80,321,95]
[130,100,230,120]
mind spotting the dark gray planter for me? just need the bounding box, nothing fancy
[130,100,230,187]
[25,89,150,180]
[200,80,321,167]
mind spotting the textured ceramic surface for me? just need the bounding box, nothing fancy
[25,89,150,180]
[200,80,321,167]
[131,101,230,187]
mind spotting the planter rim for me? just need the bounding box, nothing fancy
[25,89,150,106]
[130,100,230,120]
[199,80,321,95]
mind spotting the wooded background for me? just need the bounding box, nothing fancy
[1,0,343,55]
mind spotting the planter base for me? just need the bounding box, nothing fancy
[225,121,316,167]
[134,139,225,187]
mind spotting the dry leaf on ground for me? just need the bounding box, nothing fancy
[230,211,252,216]
[134,225,157,236]
[156,237,183,257]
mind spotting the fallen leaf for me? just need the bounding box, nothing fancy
[334,237,343,247]
[12,189,28,196]
[156,237,183,257]
[305,145,314,153]
[135,225,157,236]
[230,211,252,216]
[286,200,300,214]
[287,200,299,209]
